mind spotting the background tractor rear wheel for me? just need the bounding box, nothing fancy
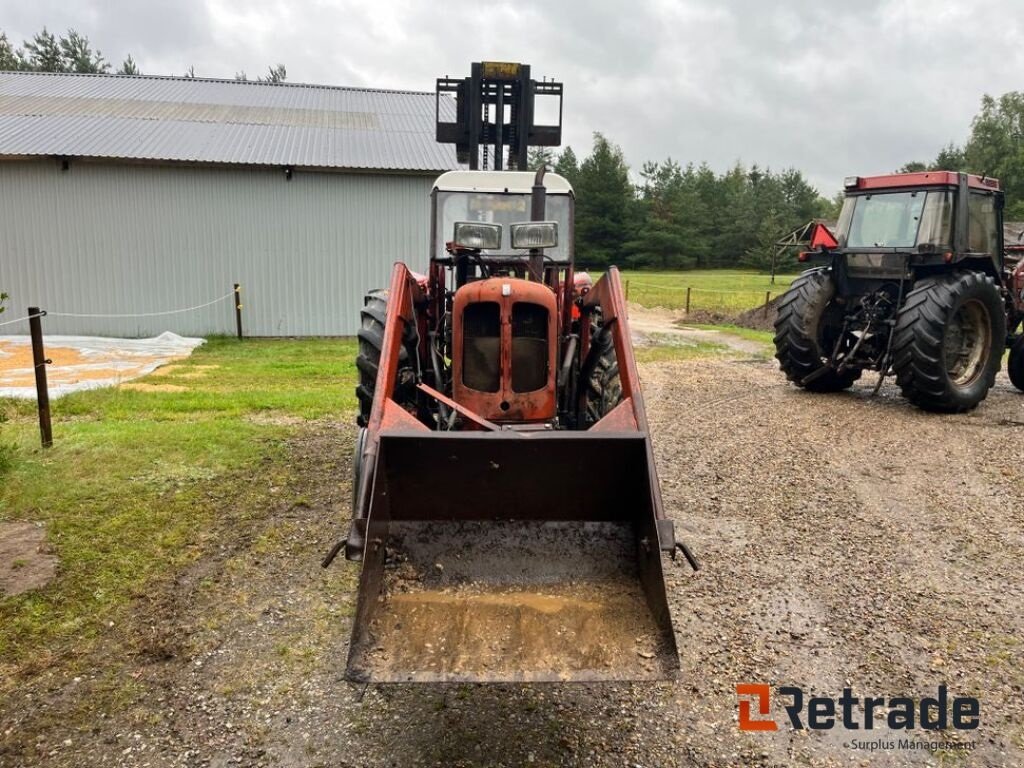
[355,289,416,427]
[892,272,1005,412]
[1008,335,1024,392]
[773,269,861,392]
[583,328,622,425]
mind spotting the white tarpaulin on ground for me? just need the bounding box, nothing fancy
[0,332,205,399]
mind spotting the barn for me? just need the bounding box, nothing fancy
[0,71,458,336]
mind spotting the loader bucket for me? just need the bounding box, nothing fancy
[345,430,679,683]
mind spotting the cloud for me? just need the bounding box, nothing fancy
[4,0,1023,192]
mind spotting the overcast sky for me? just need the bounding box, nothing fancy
[3,0,1023,193]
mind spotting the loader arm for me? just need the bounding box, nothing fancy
[347,262,426,562]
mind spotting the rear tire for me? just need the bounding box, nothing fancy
[1008,335,1024,392]
[773,269,862,392]
[891,272,1005,412]
[583,328,622,425]
[355,290,416,427]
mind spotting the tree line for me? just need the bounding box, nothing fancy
[0,27,285,81]
[536,85,1024,271]
[532,138,837,272]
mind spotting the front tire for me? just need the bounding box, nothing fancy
[1007,335,1024,392]
[583,328,622,425]
[355,289,416,426]
[891,272,1005,412]
[773,269,862,392]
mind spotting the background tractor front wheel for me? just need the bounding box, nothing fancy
[892,272,1005,412]
[773,269,861,392]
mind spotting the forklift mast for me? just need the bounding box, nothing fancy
[436,61,563,170]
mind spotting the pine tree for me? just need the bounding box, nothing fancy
[60,29,109,73]
[259,64,287,83]
[117,55,140,75]
[0,33,22,70]
[554,147,579,185]
[573,134,635,268]
[22,28,65,72]
[527,146,556,171]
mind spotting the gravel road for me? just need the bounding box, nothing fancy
[3,356,1023,767]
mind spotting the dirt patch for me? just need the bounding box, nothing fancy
[628,302,767,355]
[678,308,736,326]
[664,297,780,332]
[119,382,188,393]
[354,519,673,682]
[157,364,220,378]
[365,582,663,680]
[0,521,57,597]
[734,294,782,331]
[244,412,309,427]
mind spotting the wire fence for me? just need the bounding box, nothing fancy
[0,311,46,328]
[46,291,237,319]
[0,284,244,448]
[625,281,777,314]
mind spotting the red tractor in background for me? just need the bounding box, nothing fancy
[325,63,695,684]
[1004,234,1024,389]
[775,171,1024,411]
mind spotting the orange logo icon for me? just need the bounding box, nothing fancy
[737,684,778,731]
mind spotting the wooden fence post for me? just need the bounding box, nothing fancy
[234,284,243,340]
[28,307,52,448]
[685,286,691,314]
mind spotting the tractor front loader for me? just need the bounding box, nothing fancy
[323,63,695,684]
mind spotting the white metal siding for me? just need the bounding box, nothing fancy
[0,161,435,336]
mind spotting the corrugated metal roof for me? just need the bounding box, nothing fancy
[0,71,459,172]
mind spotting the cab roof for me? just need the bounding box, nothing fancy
[848,171,1000,192]
[433,170,574,195]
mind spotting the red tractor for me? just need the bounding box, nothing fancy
[324,63,695,684]
[775,171,1024,411]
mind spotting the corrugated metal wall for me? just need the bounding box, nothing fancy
[0,160,435,336]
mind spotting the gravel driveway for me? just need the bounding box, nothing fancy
[3,357,1022,767]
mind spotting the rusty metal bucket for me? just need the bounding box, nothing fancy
[345,430,679,683]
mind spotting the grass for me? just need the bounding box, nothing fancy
[0,336,357,673]
[633,337,733,363]
[688,323,776,347]
[617,269,799,312]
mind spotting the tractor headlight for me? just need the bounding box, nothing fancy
[453,222,502,250]
[510,221,558,249]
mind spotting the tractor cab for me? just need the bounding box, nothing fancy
[429,170,575,425]
[831,172,1003,283]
